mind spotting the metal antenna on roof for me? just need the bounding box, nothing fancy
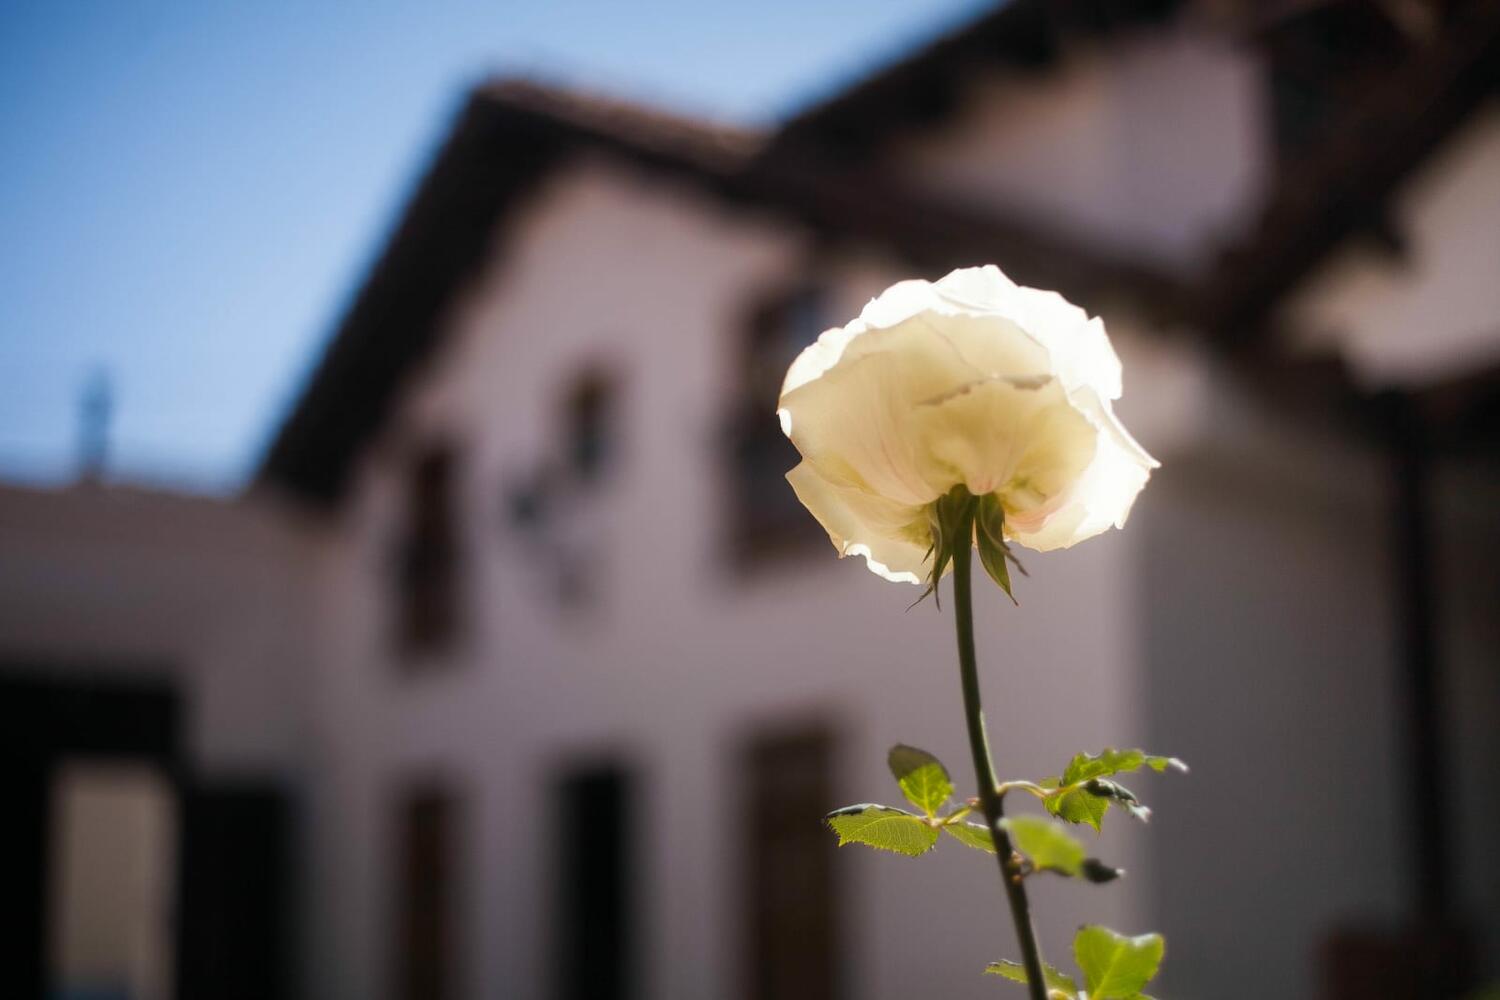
[77,366,112,483]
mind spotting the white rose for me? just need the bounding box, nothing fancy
[777,265,1158,585]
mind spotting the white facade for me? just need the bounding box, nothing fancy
[294,136,1500,1000]
[302,159,1151,1000]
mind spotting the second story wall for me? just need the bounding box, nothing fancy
[889,21,1268,273]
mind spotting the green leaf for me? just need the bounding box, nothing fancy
[1045,785,1110,832]
[887,744,953,817]
[984,959,1079,995]
[1073,926,1165,999]
[825,804,938,857]
[942,820,996,853]
[1061,748,1187,785]
[985,961,1027,983]
[999,815,1085,876]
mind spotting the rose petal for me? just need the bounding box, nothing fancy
[785,462,931,583]
[856,277,948,331]
[1006,390,1157,551]
[780,319,984,506]
[915,375,1096,498]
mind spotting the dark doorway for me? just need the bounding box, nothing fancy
[177,783,293,1000]
[0,673,180,1000]
[742,725,841,1000]
[0,671,293,1000]
[553,764,634,1000]
[395,786,461,1000]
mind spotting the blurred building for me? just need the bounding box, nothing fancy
[5,2,1500,999]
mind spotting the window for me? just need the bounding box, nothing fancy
[728,284,829,563]
[396,445,460,657]
[564,369,619,485]
[48,761,177,1000]
[553,765,634,1000]
[742,726,841,1000]
[1,675,182,999]
[395,787,460,1000]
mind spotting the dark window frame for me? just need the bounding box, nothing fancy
[394,442,463,662]
[393,782,463,1000]
[726,280,830,568]
[562,365,621,487]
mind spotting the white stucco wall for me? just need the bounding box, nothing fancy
[1130,370,1500,998]
[891,23,1268,272]
[0,481,316,776]
[1137,387,1404,1000]
[302,157,1156,1000]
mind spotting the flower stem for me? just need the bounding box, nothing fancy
[951,506,1048,1000]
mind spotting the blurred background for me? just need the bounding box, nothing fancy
[2,1,1498,998]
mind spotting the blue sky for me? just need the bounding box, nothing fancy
[0,0,986,492]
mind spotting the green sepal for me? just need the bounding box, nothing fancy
[1073,925,1165,999]
[976,529,1017,605]
[886,744,953,817]
[999,815,1085,876]
[975,493,1019,604]
[824,804,939,857]
[984,959,1080,996]
[912,485,976,609]
[915,505,948,610]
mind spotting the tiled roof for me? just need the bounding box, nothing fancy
[481,79,764,166]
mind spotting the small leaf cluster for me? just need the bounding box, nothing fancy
[825,745,995,857]
[987,925,1164,999]
[825,743,1184,992]
[1039,749,1187,832]
[825,745,1181,870]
